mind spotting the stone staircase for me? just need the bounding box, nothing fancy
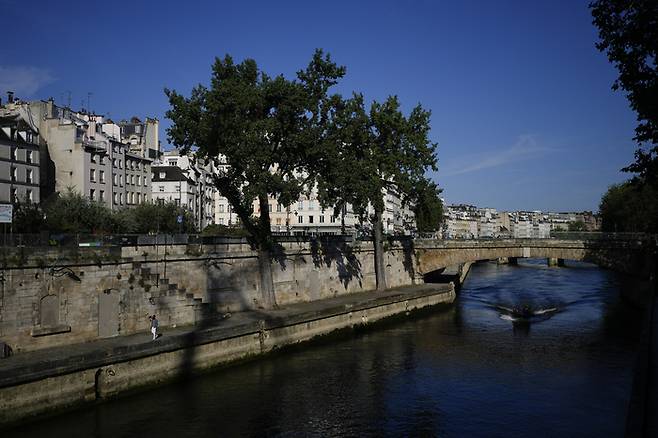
[131,261,203,307]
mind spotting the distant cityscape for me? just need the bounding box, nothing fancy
[442,203,600,239]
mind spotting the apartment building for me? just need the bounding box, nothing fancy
[153,150,216,229]
[3,99,154,208]
[0,93,41,204]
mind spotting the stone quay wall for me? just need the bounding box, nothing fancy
[0,239,419,353]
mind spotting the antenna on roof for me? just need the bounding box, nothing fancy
[87,92,93,114]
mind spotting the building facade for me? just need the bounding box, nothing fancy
[0,95,41,205]
[0,98,154,209]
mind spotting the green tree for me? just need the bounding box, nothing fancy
[43,189,115,234]
[568,220,587,232]
[116,202,196,234]
[12,197,45,234]
[317,94,438,291]
[591,0,658,179]
[599,181,658,232]
[165,50,345,308]
[412,178,443,233]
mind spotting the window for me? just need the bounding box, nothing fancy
[99,155,105,165]
[90,189,95,200]
[136,175,141,186]
[319,215,325,223]
[118,160,122,169]
[330,216,336,223]
[10,167,17,182]
[277,204,282,212]
[26,169,33,184]
[268,204,272,212]
[100,170,105,183]
[119,175,123,186]
[168,159,178,166]
[113,158,117,168]
[298,215,303,224]
[10,147,17,161]
[309,201,315,210]
[90,169,96,182]
[27,189,32,202]
[159,185,165,192]
[90,154,96,163]
[219,204,224,213]
[308,216,314,224]
[10,188,17,203]
[298,200,304,210]
[136,193,141,203]
[100,190,105,202]
[276,218,281,225]
[159,172,165,178]
[129,192,133,204]
[26,150,33,164]
[113,193,118,205]
[119,193,123,205]
[113,173,117,186]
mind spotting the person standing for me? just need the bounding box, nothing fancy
[150,315,159,340]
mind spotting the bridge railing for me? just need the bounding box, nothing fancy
[0,232,362,248]
[549,231,653,241]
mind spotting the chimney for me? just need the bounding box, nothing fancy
[7,91,14,103]
[46,97,55,118]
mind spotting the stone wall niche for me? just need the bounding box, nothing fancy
[31,294,71,337]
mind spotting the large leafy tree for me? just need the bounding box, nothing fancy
[591,0,658,180]
[165,50,344,308]
[318,94,438,291]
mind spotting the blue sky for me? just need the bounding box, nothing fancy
[0,0,637,212]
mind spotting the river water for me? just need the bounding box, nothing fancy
[8,259,642,437]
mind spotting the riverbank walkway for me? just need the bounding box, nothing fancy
[0,283,454,389]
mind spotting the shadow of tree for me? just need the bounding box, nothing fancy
[309,236,363,289]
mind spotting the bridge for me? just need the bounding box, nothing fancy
[413,236,655,281]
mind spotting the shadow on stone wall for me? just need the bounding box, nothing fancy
[309,237,363,289]
[393,236,417,280]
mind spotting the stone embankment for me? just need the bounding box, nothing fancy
[0,282,455,426]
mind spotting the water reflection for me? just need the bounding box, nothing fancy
[6,259,641,437]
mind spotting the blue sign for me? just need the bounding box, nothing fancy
[177,215,183,224]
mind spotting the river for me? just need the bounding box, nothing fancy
[7,259,642,437]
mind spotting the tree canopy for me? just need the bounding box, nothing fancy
[165,50,345,250]
[165,50,346,307]
[599,181,658,232]
[13,190,195,235]
[316,93,438,290]
[591,0,658,179]
[412,179,444,233]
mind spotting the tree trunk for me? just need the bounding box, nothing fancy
[257,195,277,308]
[257,248,276,308]
[373,207,387,291]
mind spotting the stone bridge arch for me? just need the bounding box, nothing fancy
[414,238,651,278]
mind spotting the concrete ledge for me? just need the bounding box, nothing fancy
[0,284,454,426]
[30,325,71,337]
